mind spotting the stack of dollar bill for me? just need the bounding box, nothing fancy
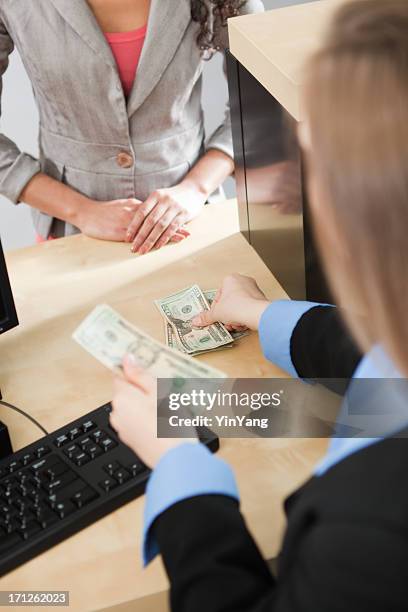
[155,285,248,357]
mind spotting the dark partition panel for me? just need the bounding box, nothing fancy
[226,52,330,303]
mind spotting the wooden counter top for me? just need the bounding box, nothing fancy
[229,0,346,120]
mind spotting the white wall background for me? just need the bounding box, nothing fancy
[0,0,311,251]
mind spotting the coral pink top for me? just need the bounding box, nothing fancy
[105,25,147,98]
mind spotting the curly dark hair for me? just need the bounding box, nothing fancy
[191,0,247,58]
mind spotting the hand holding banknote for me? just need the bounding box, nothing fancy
[110,354,197,468]
[155,284,234,355]
[72,305,216,466]
[192,274,270,332]
[156,284,251,356]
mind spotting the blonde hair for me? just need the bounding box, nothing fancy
[303,0,408,373]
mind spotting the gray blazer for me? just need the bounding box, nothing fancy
[0,0,263,238]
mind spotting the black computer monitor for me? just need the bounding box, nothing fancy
[0,238,18,335]
[0,238,17,456]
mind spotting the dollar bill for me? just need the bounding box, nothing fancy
[164,320,233,356]
[163,289,248,355]
[155,285,233,354]
[73,304,226,381]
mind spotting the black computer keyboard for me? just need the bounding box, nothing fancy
[0,403,219,576]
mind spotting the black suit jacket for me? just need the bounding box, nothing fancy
[153,306,408,611]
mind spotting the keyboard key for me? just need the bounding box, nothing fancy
[127,462,146,477]
[31,455,58,474]
[64,444,79,459]
[30,460,47,474]
[2,477,16,489]
[54,434,69,448]
[16,513,33,529]
[82,420,96,433]
[0,505,16,521]
[2,517,19,534]
[68,427,81,441]
[43,479,63,494]
[114,469,130,485]
[71,487,98,509]
[72,452,90,467]
[8,460,22,473]
[92,429,106,443]
[104,461,122,476]
[35,446,51,459]
[100,438,117,453]
[15,471,29,485]
[87,445,103,460]
[28,489,41,505]
[54,500,76,519]
[79,436,92,448]
[99,478,118,493]
[20,453,34,467]
[2,489,14,504]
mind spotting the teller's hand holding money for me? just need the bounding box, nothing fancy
[110,354,197,468]
[192,274,270,332]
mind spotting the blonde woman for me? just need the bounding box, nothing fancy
[0,1,263,251]
[111,1,408,609]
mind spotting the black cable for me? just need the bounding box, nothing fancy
[0,400,49,436]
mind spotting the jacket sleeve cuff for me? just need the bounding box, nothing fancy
[1,150,41,204]
[206,125,234,160]
[142,442,239,566]
[259,300,320,377]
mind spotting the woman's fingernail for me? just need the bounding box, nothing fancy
[191,316,201,326]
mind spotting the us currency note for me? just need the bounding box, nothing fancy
[164,320,233,356]
[73,304,226,380]
[163,289,248,355]
[155,285,233,354]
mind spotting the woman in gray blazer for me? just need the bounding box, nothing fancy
[0,0,263,253]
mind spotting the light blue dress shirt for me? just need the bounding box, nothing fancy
[142,300,405,565]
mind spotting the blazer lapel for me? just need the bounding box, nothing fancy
[127,0,192,117]
[49,0,117,71]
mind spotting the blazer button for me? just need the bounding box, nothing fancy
[116,151,134,168]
